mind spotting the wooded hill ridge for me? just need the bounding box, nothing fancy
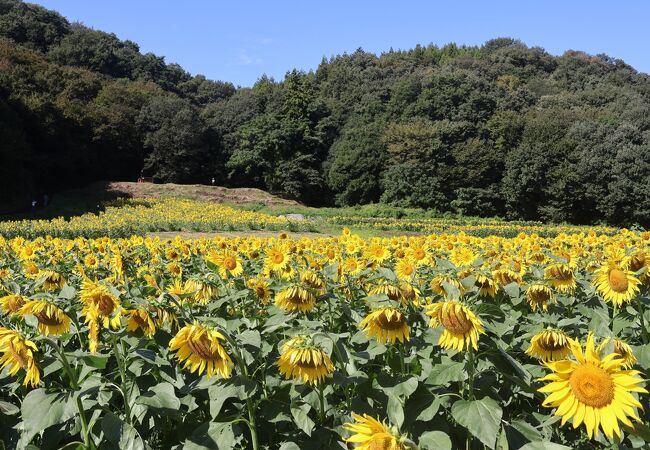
[1,0,650,225]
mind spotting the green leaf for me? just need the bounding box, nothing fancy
[238,330,261,349]
[209,384,241,418]
[101,412,145,450]
[387,394,404,429]
[291,404,315,436]
[58,285,77,300]
[0,400,19,415]
[208,379,256,418]
[451,397,503,449]
[509,419,543,443]
[633,344,650,370]
[278,443,301,450]
[425,361,466,385]
[502,282,519,299]
[183,422,235,450]
[136,382,181,411]
[519,442,572,450]
[415,396,442,422]
[419,431,452,450]
[20,389,77,445]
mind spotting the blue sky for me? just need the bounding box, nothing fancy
[31,0,650,87]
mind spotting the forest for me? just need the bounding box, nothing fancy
[1,0,650,225]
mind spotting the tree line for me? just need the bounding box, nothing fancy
[1,0,650,225]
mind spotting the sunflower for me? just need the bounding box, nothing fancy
[247,277,272,304]
[266,246,290,272]
[526,329,573,361]
[275,286,316,312]
[538,334,648,440]
[449,246,477,268]
[394,258,416,281]
[343,413,410,449]
[83,254,99,269]
[0,294,26,315]
[369,282,402,301]
[429,276,464,299]
[184,279,218,305]
[342,257,363,276]
[425,301,484,352]
[544,263,576,294]
[525,284,555,312]
[492,268,521,287]
[80,279,123,352]
[169,322,233,378]
[359,307,409,344]
[277,336,334,385]
[38,270,65,291]
[126,308,156,337]
[208,250,244,279]
[365,243,390,264]
[593,264,640,307]
[0,327,40,387]
[300,270,325,291]
[398,282,420,305]
[474,274,498,298]
[18,300,71,336]
[597,337,637,369]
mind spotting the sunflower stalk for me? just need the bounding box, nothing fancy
[317,383,326,423]
[112,334,132,424]
[637,296,649,344]
[45,338,96,450]
[222,331,260,450]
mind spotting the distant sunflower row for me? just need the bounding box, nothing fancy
[0,197,312,239]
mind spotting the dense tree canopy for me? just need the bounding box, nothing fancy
[2,0,650,225]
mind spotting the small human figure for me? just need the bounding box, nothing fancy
[31,199,37,210]
[211,177,215,186]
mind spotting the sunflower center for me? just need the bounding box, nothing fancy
[272,253,284,264]
[255,286,267,298]
[550,266,572,281]
[187,334,220,361]
[630,254,646,272]
[368,436,395,450]
[5,295,25,312]
[35,311,64,327]
[8,341,29,369]
[569,363,615,408]
[439,308,472,334]
[528,287,551,303]
[96,294,116,316]
[224,257,237,271]
[132,312,149,327]
[375,313,406,330]
[537,335,567,351]
[608,269,629,293]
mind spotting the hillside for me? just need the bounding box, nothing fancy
[2,0,650,225]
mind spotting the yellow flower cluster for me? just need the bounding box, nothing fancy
[0,226,648,445]
[0,197,311,239]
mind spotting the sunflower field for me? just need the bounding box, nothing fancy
[1,228,650,449]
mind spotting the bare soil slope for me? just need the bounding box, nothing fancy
[106,182,300,206]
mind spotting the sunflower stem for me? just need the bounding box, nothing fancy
[223,331,259,450]
[466,346,475,401]
[637,296,649,344]
[112,334,132,424]
[46,339,95,449]
[318,384,326,423]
